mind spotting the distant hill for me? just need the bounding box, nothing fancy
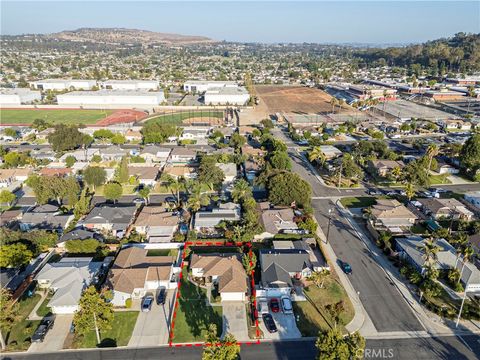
[45,27,214,45]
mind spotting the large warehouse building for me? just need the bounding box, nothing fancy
[204,86,250,105]
[56,90,165,106]
[30,79,97,91]
[100,80,159,91]
[183,80,237,93]
[0,88,41,105]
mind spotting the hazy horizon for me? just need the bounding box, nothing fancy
[1,1,479,44]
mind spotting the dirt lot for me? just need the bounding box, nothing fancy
[255,85,352,115]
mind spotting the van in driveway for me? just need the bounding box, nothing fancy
[259,298,269,314]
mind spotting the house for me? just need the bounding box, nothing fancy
[369,199,417,233]
[59,149,100,163]
[31,148,56,162]
[35,257,102,314]
[0,168,33,188]
[217,126,235,141]
[83,204,137,237]
[19,204,73,232]
[101,145,128,161]
[39,167,73,177]
[418,198,474,221]
[272,240,329,272]
[190,253,248,301]
[241,145,265,159]
[194,202,241,232]
[435,162,459,175]
[259,249,313,297]
[396,236,480,292]
[180,127,210,141]
[106,246,177,307]
[368,160,405,178]
[133,205,179,242]
[124,129,142,142]
[244,159,262,183]
[57,228,102,248]
[169,147,197,164]
[162,165,197,180]
[0,209,22,227]
[258,202,298,239]
[464,191,480,210]
[36,128,55,141]
[319,145,343,160]
[216,163,237,185]
[140,145,171,163]
[128,166,159,186]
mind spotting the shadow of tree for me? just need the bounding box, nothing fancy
[97,337,117,348]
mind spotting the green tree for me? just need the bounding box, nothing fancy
[202,324,240,360]
[31,118,50,131]
[0,243,33,268]
[48,124,86,152]
[141,123,177,144]
[74,188,91,219]
[197,157,225,190]
[308,146,327,166]
[91,154,102,163]
[316,328,365,360]
[460,134,480,178]
[111,133,126,145]
[231,179,252,203]
[308,269,330,289]
[0,288,19,350]
[242,252,257,276]
[425,144,439,171]
[229,133,246,149]
[65,155,76,168]
[267,172,312,208]
[138,187,151,205]
[65,239,101,254]
[115,156,129,184]
[83,166,106,190]
[0,190,16,205]
[3,128,18,138]
[3,151,31,168]
[73,286,114,344]
[260,118,274,129]
[269,151,291,170]
[405,182,416,201]
[93,129,114,141]
[104,182,123,203]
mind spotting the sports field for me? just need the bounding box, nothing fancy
[0,108,114,125]
[145,110,224,126]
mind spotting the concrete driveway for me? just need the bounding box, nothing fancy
[128,290,174,347]
[28,314,73,353]
[221,302,249,341]
[260,312,301,340]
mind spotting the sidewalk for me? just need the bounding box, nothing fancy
[27,290,48,321]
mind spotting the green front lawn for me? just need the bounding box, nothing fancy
[172,269,223,343]
[293,301,331,337]
[340,196,377,208]
[71,311,139,348]
[429,175,451,185]
[0,109,114,125]
[36,293,53,317]
[1,293,42,351]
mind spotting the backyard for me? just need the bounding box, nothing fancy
[70,311,139,348]
[0,109,114,125]
[172,268,223,343]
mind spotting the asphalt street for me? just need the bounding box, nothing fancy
[313,198,424,332]
[4,336,480,360]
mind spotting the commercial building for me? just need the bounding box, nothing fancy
[0,88,41,105]
[424,90,465,101]
[56,89,165,106]
[100,80,159,91]
[29,79,97,91]
[183,80,237,93]
[204,86,250,105]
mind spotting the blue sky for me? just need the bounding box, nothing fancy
[1,1,479,44]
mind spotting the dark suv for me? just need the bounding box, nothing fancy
[31,318,54,343]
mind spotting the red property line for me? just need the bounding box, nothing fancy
[169,241,261,347]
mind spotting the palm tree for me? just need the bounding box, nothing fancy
[161,173,181,205]
[138,187,150,205]
[425,144,439,172]
[308,269,330,289]
[391,166,402,181]
[458,245,474,284]
[329,97,338,114]
[405,182,416,201]
[231,179,252,204]
[418,237,440,277]
[187,187,210,227]
[326,300,344,328]
[451,233,469,268]
[308,146,326,167]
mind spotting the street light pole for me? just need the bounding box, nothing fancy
[455,287,468,328]
[326,208,333,244]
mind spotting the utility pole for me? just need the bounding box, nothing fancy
[455,287,468,328]
[326,208,333,244]
[337,159,343,189]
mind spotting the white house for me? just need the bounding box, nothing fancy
[0,88,41,105]
[35,257,102,314]
[57,90,165,106]
[30,79,97,91]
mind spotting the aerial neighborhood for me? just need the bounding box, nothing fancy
[0,19,479,360]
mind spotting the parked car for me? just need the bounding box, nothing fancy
[141,294,154,312]
[157,288,166,305]
[259,298,269,314]
[269,298,280,313]
[133,198,145,205]
[367,189,382,196]
[339,260,352,275]
[281,296,293,314]
[262,313,278,333]
[165,196,177,204]
[31,318,54,343]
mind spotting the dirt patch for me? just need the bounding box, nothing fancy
[96,109,148,126]
[255,85,353,115]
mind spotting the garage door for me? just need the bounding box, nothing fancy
[52,305,77,314]
[221,292,245,302]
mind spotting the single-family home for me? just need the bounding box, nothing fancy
[106,246,177,307]
[369,199,417,233]
[464,191,480,210]
[257,202,298,239]
[418,198,474,221]
[162,165,197,180]
[216,163,237,185]
[133,205,179,242]
[0,209,22,227]
[435,161,460,175]
[125,129,142,142]
[19,204,73,232]
[140,145,172,163]
[180,127,210,141]
[0,168,33,188]
[396,236,480,292]
[190,253,248,301]
[39,167,73,177]
[368,160,405,178]
[57,228,103,248]
[101,145,128,161]
[169,147,197,164]
[319,145,343,160]
[272,239,329,272]
[83,204,137,237]
[30,148,56,162]
[128,166,159,186]
[35,257,102,314]
[194,202,241,233]
[259,249,313,297]
[241,145,265,159]
[59,149,100,163]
